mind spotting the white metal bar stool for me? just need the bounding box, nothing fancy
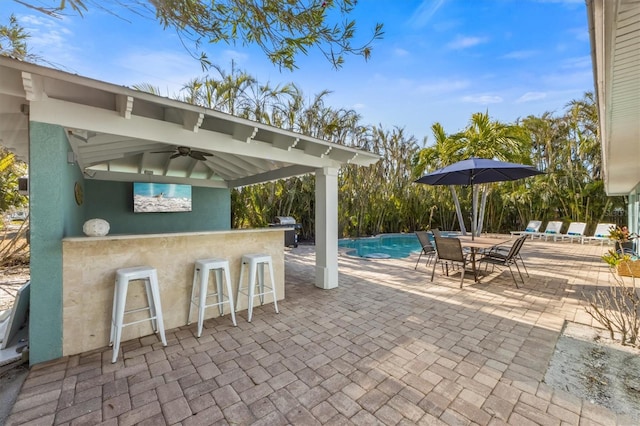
[110,266,167,363]
[188,258,237,337]
[236,254,279,322]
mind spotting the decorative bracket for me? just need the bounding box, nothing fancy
[183,111,204,133]
[22,72,45,101]
[116,95,134,119]
[233,126,258,143]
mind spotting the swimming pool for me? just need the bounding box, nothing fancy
[338,233,425,259]
[339,232,463,259]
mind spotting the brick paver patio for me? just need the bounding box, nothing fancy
[6,236,637,425]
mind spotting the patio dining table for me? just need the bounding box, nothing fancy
[454,235,511,281]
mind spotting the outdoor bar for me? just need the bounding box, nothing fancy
[0,56,380,365]
[61,228,285,356]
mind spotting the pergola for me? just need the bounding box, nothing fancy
[0,56,379,289]
[0,56,380,364]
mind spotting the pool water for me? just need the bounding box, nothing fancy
[339,234,424,259]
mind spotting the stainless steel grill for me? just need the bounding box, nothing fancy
[274,216,297,225]
[269,216,301,247]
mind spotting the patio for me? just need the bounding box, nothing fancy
[6,237,636,425]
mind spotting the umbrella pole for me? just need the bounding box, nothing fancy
[472,183,478,240]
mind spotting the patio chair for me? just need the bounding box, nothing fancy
[414,231,436,269]
[483,235,529,279]
[532,221,563,241]
[478,235,527,288]
[556,222,587,243]
[430,236,470,288]
[510,220,542,239]
[582,223,616,245]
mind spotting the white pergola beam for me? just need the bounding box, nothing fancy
[230,165,315,188]
[84,169,228,188]
[30,97,339,170]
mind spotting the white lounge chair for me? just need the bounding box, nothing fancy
[557,222,587,243]
[533,221,563,241]
[510,220,543,240]
[582,223,616,245]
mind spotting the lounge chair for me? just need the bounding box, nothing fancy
[556,222,587,243]
[510,220,542,239]
[431,235,470,288]
[581,223,616,245]
[533,221,563,241]
[414,231,436,269]
[478,235,527,288]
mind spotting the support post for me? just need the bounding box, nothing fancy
[315,167,339,289]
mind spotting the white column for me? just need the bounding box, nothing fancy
[315,166,339,289]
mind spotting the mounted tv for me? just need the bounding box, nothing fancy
[133,183,192,213]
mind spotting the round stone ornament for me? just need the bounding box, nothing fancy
[83,218,110,237]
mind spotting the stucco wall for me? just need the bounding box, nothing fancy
[29,122,85,364]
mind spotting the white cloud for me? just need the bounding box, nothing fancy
[15,13,80,67]
[113,50,202,95]
[408,0,448,28]
[417,79,470,94]
[461,94,503,104]
[446,36,488,50]
[352,103,366,110]
[567,26,590,42]
[219,49,250,64]
[394,48,410,57]
[561,56,591,70]
[533,0,583,4]
[502,50,538,59]
[541,69,593,88]
[516,92,547,103]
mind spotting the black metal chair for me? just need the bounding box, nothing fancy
[414,231,436,270]
[484,234,530,277]
[431,236,469,288]
[477,235,527,288]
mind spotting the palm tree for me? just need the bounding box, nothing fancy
[0,148,28,213]
[209,62,256,115]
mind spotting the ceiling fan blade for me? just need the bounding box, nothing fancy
[192,150,213,157]
[190,152,209,161]
[151,150,177,154]
[169,153,182,159]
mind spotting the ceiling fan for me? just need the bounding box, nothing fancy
[151,146,213,161]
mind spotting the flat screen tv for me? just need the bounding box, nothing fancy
[133,182,192,213]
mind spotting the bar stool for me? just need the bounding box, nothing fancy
[188,258,237,337]
[110,266,167,363]
[236,254,279,322]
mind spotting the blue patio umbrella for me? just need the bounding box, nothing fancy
[415,158,543,238]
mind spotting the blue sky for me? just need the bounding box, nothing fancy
[4,0,592,144]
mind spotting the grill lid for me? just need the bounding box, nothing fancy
[274,216,297,225]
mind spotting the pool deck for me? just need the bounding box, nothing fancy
[6,235,638,425]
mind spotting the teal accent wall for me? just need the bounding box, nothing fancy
[28,123,230,365]
[29,122,85,364]
[84,181,230,234]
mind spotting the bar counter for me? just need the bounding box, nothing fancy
[62,228,286,356]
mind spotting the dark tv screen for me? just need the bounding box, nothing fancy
[133,183,192,213]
